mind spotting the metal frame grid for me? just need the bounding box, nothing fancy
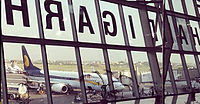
[1,0,200,104]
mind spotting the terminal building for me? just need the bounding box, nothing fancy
[1,0,200,104]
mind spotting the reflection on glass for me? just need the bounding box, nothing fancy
[185,0,196,16]
[131,51,155,97]
[176,18,193,51]
[185,55,200,92]
[168,16,179,50]
[189,20,200,52]
[40,0,73,41]
[123,6,145,47]
[140,98,155,104]
[156,53,162,70]
[1,0,39,38]
[148,11,162,47]
[171,0,184,13]
[170,54,188,93]
[46,46,80,104]
[100,1,125,45]
[73,0,101,43]
[165,96,173,104]
[108,50,135,100]
[80,48,105,103]
[3,43,48,104]
[176,94,189,104]
[116,100,135,104]
[157,53,174,95]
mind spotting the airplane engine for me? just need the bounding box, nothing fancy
[51,84,69,93]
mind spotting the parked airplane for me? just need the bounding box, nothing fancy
[22,46,125,94]
[6,60,23,74]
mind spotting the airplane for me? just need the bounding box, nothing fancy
[21,45,125,94]
[6,60,23,74]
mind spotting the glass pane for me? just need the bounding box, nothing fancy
[185,55,200,91]
[99,1,125,45]
[108,50,134,100]
[140,98,155,104]
[177,94,188,104]
[170,54,188,93]
[131,51,154,97]
[116,100,135,104]
[148,11,162,47]
[185,0,196,16]
[40,0,73,41]
[157,52,175,94]
[46,46,79,104]
[189,20,200,52]
[73,0,101,43]
[3,43,48,104]
[80,48,105,103]
[166,0,170,10]
[176,18,193,51]
[1,0,39,38]
[165,96,173,104]
[168,16,178,50]
[172,0,184,13]
[196,93,200,103]
[123,6,145,47]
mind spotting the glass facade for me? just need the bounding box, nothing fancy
[1,0,200,104]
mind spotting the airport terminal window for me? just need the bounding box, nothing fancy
[171,0,184,13]
[170,54,188,93]
[185,55,199,80]
[1,0,40,38]
[1,0,200,104]
[40,0,74,41]
[168,16,179,50]
[107,49,135,98]
[46,45,79,103]
[116,100,135,104]
[131,51,154,97]
[122,6,145,47]
[176,18,193,51]
[140,98,155,104]
[73,0,102,43]
[80,48,105,102]
[185,0,196,16]
[189,20,200,52]
[3,43,48,104]
[176,94,189,104]
[147,11,162,47]
[156,53,162,71]
[99,1,125,45]
[165,96,173,104]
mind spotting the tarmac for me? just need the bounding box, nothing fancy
[3,73,200,104]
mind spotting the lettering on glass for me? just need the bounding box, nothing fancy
[102,11,117,37]
[128,15,136,39]
[78,6,95,34]
[190,27,200,46]
[5,0,30,27]
[149,19,158,44]
[45,0,65,31]
[178,25,188,45]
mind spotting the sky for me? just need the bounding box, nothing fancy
[1,0,199,63]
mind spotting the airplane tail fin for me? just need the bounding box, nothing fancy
[22,46,41,71]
